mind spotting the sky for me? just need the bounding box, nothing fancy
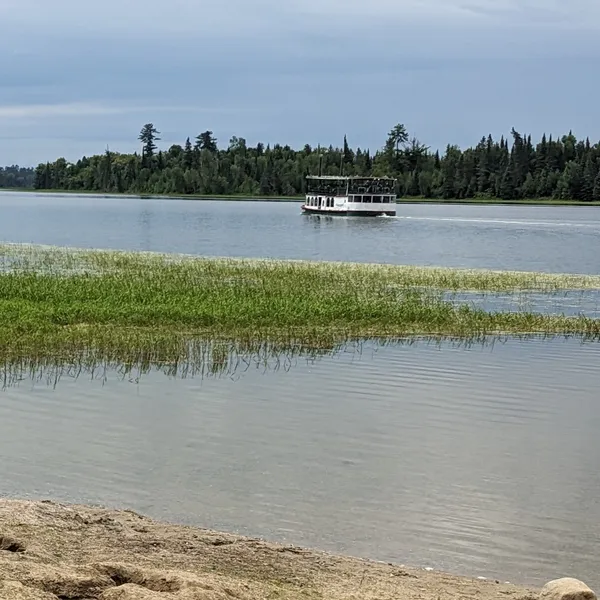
[1,0,600,166]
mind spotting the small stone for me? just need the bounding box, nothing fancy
[540,578,596,600]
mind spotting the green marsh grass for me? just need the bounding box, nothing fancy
[3,242,600,291]
[1,243,600,363]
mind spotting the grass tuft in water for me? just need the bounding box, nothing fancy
[0,333,593,391]
[1,243,600,362]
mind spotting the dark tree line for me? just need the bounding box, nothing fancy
[0,165,35,189]
[24,123,600,200]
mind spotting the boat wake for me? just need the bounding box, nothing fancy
[393,216,600,228]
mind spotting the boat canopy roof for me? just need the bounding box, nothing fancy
[305,175,396,181]
[306,175,396,195]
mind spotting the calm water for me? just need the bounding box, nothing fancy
[2,191,600,273]
[1,337,600,588]
[447,290,600,318]
[1,192,600,587]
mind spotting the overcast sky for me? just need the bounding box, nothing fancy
[1,0,599,166]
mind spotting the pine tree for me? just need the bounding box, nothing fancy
[101,149,112,191]
[582,155,597,201]
[498,166,514,199]
[183,137,193,169]
[138,123,160,158]
[195,131,218,153]
[593,172,600,202]
[521,173,536,198]
[343,135,353,165]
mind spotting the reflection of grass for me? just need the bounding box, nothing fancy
[0,333,592,390]
[0,338,345,390]
[1,243,600,363]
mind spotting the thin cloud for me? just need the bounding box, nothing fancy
[1,0,599,167]
[3,0,600,37]
[0,102,246,120]
[279,0,600,25]
[458,0,600,26]
[1,0,278,38]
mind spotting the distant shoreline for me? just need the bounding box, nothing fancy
[2,188,600,206]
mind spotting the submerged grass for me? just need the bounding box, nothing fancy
[3,242,600,291]
[0,333,588,390]
[1,242,600,362]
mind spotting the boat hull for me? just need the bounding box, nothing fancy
[301,206,395,217]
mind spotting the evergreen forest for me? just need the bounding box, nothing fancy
[0,165,34,189]
[4,124,600,201]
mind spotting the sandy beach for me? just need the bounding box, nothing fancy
[0,498,539,600]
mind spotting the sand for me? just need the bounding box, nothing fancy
[0,498,539,600]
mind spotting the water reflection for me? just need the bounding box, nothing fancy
[1,333,596,391]
[0,339,333,390]
[1,335,600,589]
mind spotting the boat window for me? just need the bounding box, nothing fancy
[373,195,382,203]
[363,195,372,203]
[353,195,361,203]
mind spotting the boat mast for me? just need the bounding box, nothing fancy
[317,144,322,177]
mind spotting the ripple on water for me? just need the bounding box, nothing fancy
[0,336,600,588]
[446,289,600,318]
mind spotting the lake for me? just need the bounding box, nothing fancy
[2,191,600,273]
[1,336,599,589]
[1,192,600,589]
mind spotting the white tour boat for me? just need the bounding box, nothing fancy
[301,175,397,216]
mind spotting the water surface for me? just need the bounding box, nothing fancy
[2,193,599,587]
[447,289,600,318]
[1,336,599,589]
[2,192,600,273]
